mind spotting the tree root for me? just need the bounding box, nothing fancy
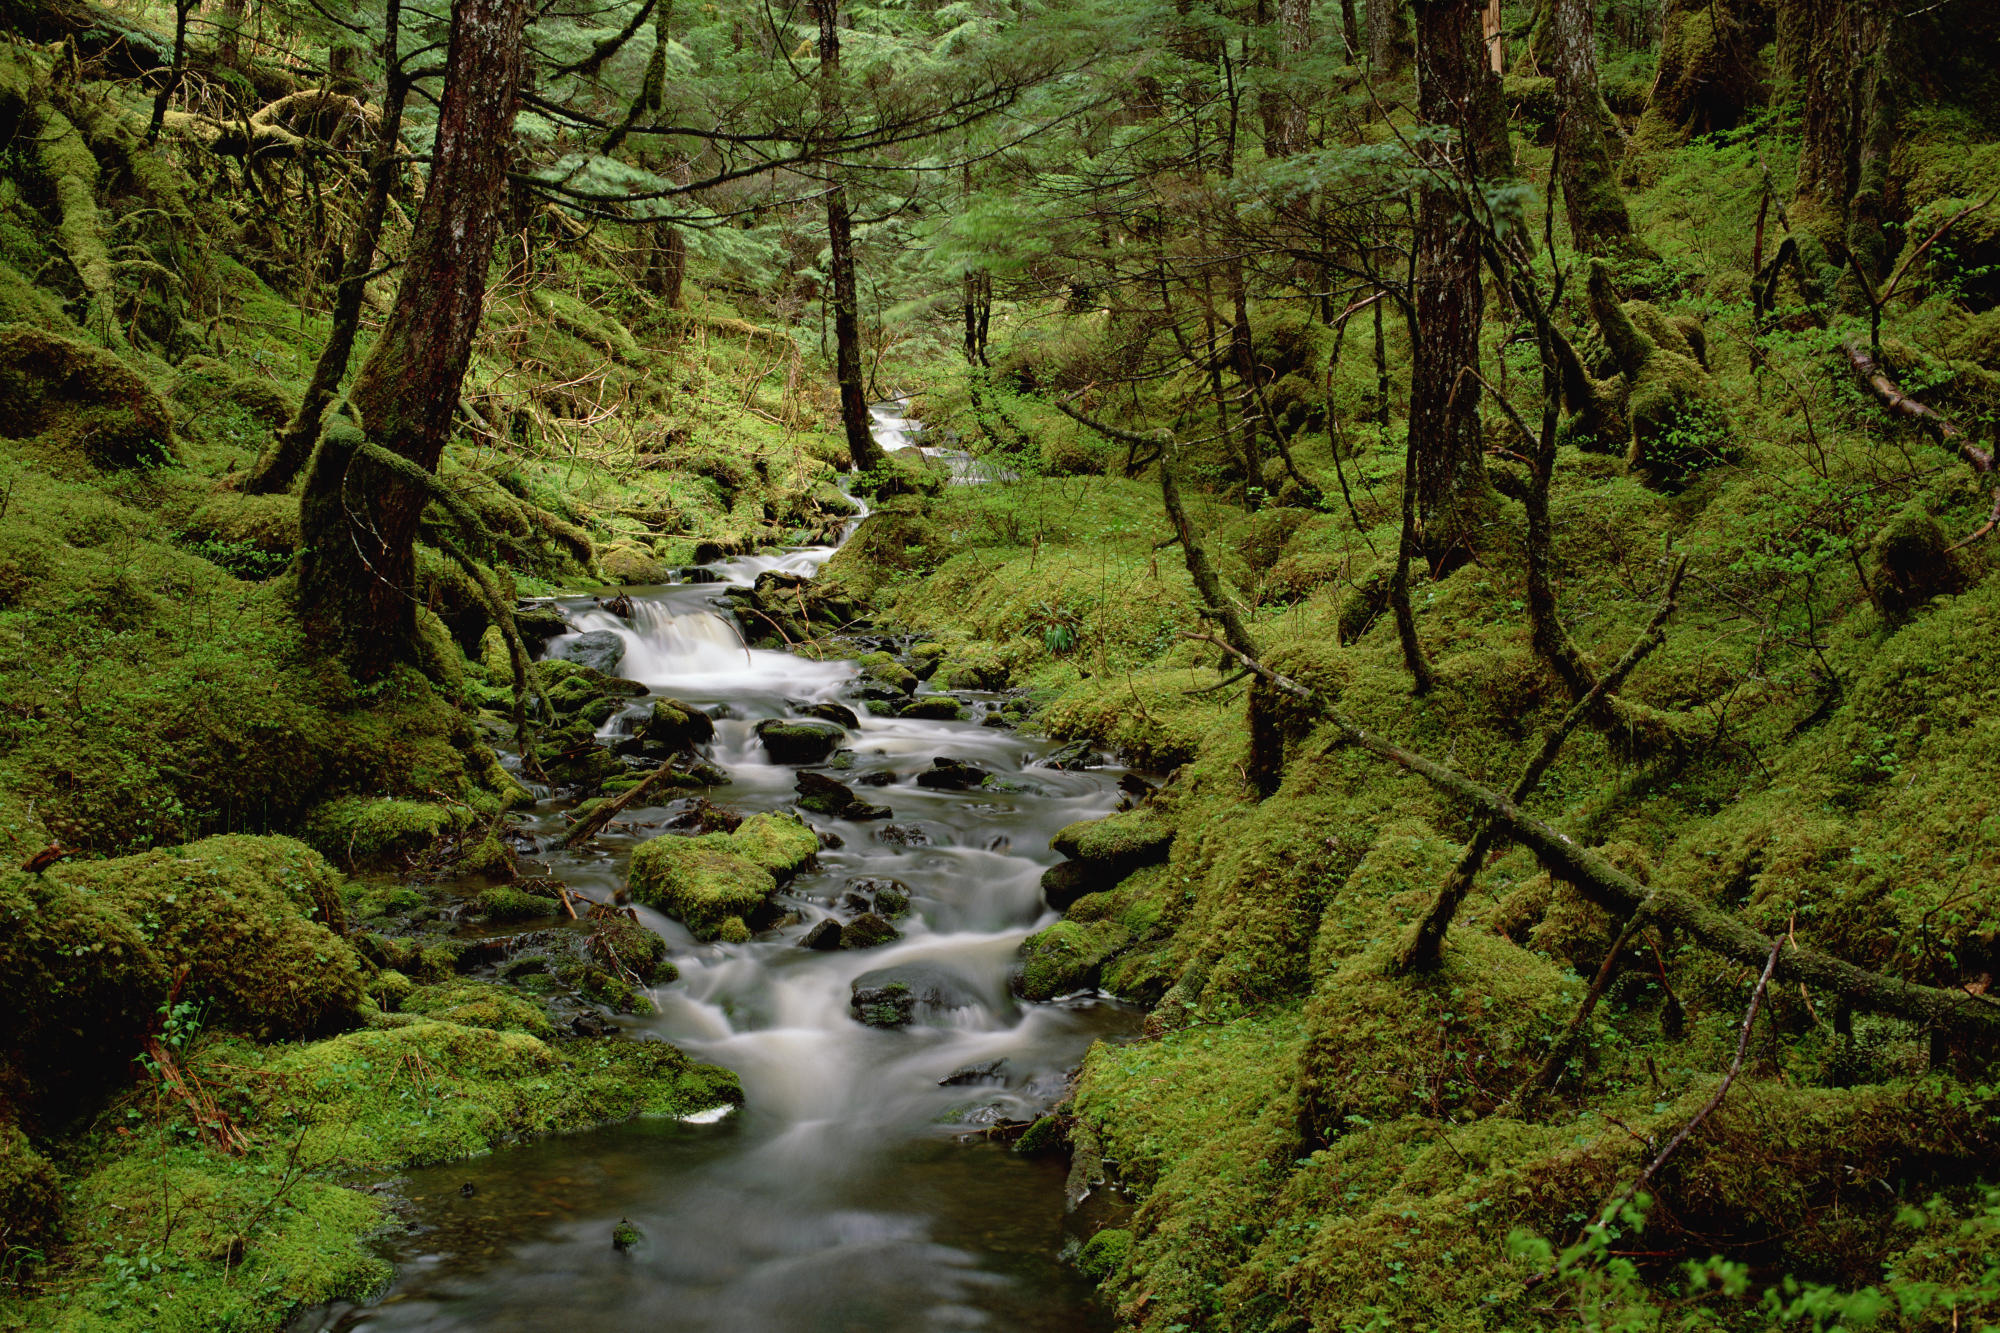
[1842,339,2000,550]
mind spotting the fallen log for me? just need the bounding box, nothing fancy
[1843,340,2000,549]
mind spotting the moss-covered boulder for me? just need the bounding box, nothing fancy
[727,810,820,878]
[589,916,674,983]
[303,796,474,867]
[1017,917,1128,999]
[896,695,967,721]
[1051,808,1174,878]
[54,835,367,1042]
[0,1121,61,1262]
[600,540,670,585]
[0,871,169,1122]
[628,835,778,940]
[401,980,554,1037]
[641,697,715,750]
[855,651,920,695]
[754,718,844,764]
[0,324,177,473]
[1869,501,1964,622]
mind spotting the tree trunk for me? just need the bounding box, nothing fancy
[1789,0,1892,269]
[295,0,527,676]
[1339,0,1361,57]
[1266,0,1313,156]
[1368,0,1408,73]
[1549,0,1649,256]
[1409,0,1502,563]
[811,0,884,472]
[246,0,407,495]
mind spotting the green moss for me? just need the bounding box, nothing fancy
[725,810,820,879]
[589,916,673,983]
[474,883,556,922]
[0,1120,61,1262]
[50,835,364,1043]
[303,797,472,867]
[1018,917,1129,999]
[0,325,174,471]
[627,834,778,941]
[599,539,670,585]
[1076,1227,1132,1281]
[896,695,965,720]
[855,650,919,694]
[401,980,553,1037]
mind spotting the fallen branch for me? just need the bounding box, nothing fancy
[1391,556,1687,972]
[1188,636,2000,1039]
[1842,340,1999,549]
[561,758,688,849]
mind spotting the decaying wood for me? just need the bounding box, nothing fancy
[1843,340,2000,549]
[561,758,685,848]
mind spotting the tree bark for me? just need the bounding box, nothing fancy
[811,0,885,473]
[1368,0,1408,73]
[1549,0,1649,257]
[295,0,527,676]
[1409,0,1503,563]
[246,0,407,495]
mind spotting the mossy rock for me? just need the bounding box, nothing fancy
[182,490,300,556]
[642,697,715,750]
[0,324,176,472]
[896,695,966,721]
[370,968,415,1011]
[401,980,553,1037]
[855,650,920,695]
[259,1020,743,1170]
[0,870,167,1124]
[1017,917,1129,1000]
[1051,808,1174,876]
[1076,1226,1132,1281]
[54,834,367,1043]
[854,448,946,501]
[589,916,674,983]
[304,797,472,866]
[726,810,820,879]
[0,1121,61,1261]
[627,834,778,941]
[754,718,844,764]
[477,883,558,922]
[940,646,1010,691]
[600,540,670,585]
[1868,501,1963,622]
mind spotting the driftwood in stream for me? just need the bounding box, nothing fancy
[1189,636,2000,1041]
[561,759,682,848]
[1843,340,2000,549]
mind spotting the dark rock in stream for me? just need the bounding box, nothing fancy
[800,918,843,950]
[897,696,967,721]
[570,1012,619,1037]
[916,757,987,790]
[554,629,626,675]
[854,769,897,787]
[794,771,891,821]
[939,1059,1008,1087]
[842,878,911,917]
[1041,861,1098,913]
[1038,739,1102,771]
[838,912,900,950]
[791,699,860,729]
[875,823,930,846]
[640,697,715,750]
[754,719,844,764]
[513,602,571,646]
[850,962,980,1028]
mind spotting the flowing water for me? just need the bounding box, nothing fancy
[304,407,1133,1332]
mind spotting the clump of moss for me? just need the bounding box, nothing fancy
[0,1120,62,1262]
[53,834,367,1042]
[303,797,473,867]
[400,979,553,1037]
[627,835,778,940]
[589,916,674,983]
[0,324,176,472]
[1869,500,1964,622]
[1076,1226,1132,1281]
[725,811,820,879]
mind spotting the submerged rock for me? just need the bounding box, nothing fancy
[794,771,891,821]
[838,912,901,950]
[1039,739,1102,770]
[939,1059,1008,1087]
[791,699,861,729]
[555,629,626,675]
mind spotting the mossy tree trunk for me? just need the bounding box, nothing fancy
[1624,0,1765,170]
[811,0,885,474]
[1549,0,1650,258]
[1787,0,1897,285]
[1408,0,1506,563]
[246,0,408,495]
[296,0,527,676]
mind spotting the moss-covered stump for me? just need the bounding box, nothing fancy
[51,834,368,1043]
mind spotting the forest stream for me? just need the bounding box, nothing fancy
[300,406,1134,1332]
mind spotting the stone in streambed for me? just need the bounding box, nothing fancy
[641,697,715,750]
[1041,860,1097,913]
[897,696,966,721]
[854,651,918,695]
[554,630,625,675]
[1038,739,1102,771]
[838,912,900,950]
[855,769,897,787]
[791,699,861,729]
[625,814,814,941]
[916,757,987,791]
[849,962,980,1028]
[939,1059,1007,1087]
[800,918,843,951]
[755,718,844,764]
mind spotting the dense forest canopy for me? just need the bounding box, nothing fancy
[1,0,1998,1327]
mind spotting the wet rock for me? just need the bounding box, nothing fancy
[850,962,979,1028]
[980,775,1046,796]
[513,602,571,647]
[679,566,725,583]
[612,1219,642,1251]
[1119,772,1158,801]
[554,629,626,675]
[795,771,889,821]
[641,698,715,751]
[843,877,911,918]
[571,1011,619,1037]
[838,912,901,950]
[792,700,861,729]
[1041,861,1097,913]
[1038,739,1102,771]
[845,682,907,707]
[855,769,897,787]
[1051,808,1173,877]
[897,696,966,722]
[916,757,987,791]
[597,593,634,619]
[754,719,844,765]
[855,651,919,695]
[875,823,930,847]
[939,1059,1008,1087]
[982,714,1013,729]
[800,918,843,951]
